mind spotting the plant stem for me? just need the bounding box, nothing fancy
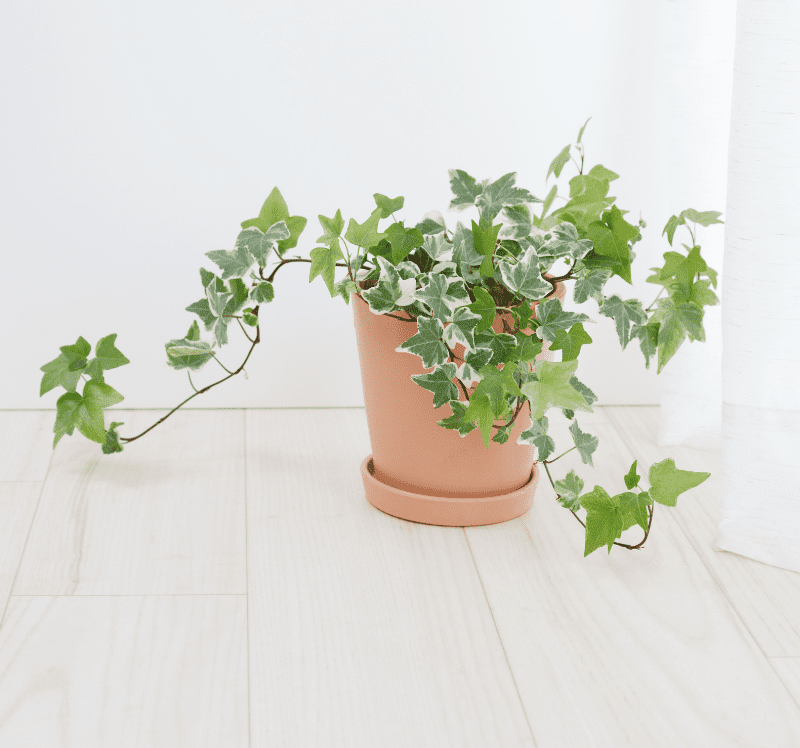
[210,353,233,375]
[120,318,262,444]
[236,317,255,344]
[645,288,665,312]
[542,456,655,551]
[544,445,576,463]
[187,371,198,393]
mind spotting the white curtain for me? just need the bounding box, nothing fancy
[656,0,735,450]
[717,0,800,573]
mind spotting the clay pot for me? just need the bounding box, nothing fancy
[353,281,565,527]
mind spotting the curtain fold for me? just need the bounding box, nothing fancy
[717,0,800,573]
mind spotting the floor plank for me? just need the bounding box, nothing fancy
[0,595,248,748]
[465,407,800,747]
[770,658,800,711]
[12,410,246,596]
[0,483,42,620]
[0,412,54,481]
[606,406,800,656]
[245,409,535,748]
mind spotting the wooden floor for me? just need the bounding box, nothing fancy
[0,407,799,747]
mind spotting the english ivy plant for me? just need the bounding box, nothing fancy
[40,120,719,557]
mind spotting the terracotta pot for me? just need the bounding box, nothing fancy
[353,281,565,527]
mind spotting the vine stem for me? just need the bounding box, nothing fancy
[120,312,261,444]
[541,456,654,551]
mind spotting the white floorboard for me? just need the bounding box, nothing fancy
[0,595,248,748]
[0,483,42,620]
[1,406,798,747]
[12,410,246,596]
[0,411,53,481]
[466,408,800,747]
[606,406,800,657]
[245,409,535,748]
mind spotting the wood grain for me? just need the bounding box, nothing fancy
[245,409,535,748]
[12,410,246,596]
[0,483,42,620]
[0,411,54,481]
[770,658,800,711]
[465,407,800,747]
[0,595,248,748]
[606,406,800,656]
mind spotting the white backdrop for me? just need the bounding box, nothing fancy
[0,0,732,410]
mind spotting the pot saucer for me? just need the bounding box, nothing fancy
[360,456,538,527]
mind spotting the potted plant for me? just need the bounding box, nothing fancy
[39,121,720,557]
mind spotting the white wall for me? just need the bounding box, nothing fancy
[0,0,726,410]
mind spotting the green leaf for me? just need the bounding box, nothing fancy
[570,376,597,406]
[242,308,259,326]
[521,360,592,420]
[651,297,705,373]
[624,460,640,489]
[550,323,593,361]
[83,380,124,409]
[649,458,710,507]
[165,336,213,370]
[102,421,125,455]
[443,306,482,351]
[471,219,502,278]
[411,274,469,322]
[333,278,359,304]
[449,169,487,210]
[420,233,451,263]
[681,208,723,227]
[86,334,129,378]
[66,381,123,445]
[416,213,447,235]
[538,222,593,263]
[438,399,478,437]
[492,425,511,444]
[385,221,424,264]
[467,287,497,333]
[540,184,558,219]
[199,267,224,291]
[496,247,553,300]
[662,215,685,246]
[185,298,216,330]
[234,222,289,267]
[569,173,611,203]
[598,295,648,349]
[577,117,591,143]
[241,187,307,254]
[472,363,522,417]
[224,278,249,316]
[205,243,254,280]
[619,490,652,534]
[510,331,543,363]
[464,393,495,448]
[631,322,659,368]
[317,210,345,245]
[569,419,599,466]
[580,486,623,556]
[205,284,233,346]
[547,145,572,180]
[573,266,611,304]
[456,347,494,386]
[186,320,200,341]
[40,353,82,396]
[555,470,584,511]
[411,362,459,408]
[60,336,91,370]
[396,316,448,369]
[363,256,417,313]
[534,298,591,343]
[486,332,518,366]
[373,193,404,218]
[476,172,540,222]
[587,164,619,182]
[690,278,718,308]
[345,207,386,249]
[308,244,344,295]
[53,391,83,447]
[501,204,533,240]
[518,415,555,461]
[587,206,638,284]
